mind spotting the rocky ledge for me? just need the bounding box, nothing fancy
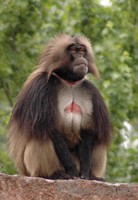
[0,173,138,200]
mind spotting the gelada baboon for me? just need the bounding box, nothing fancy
[8,34,112,180]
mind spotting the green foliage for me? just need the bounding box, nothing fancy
[0,0,137,182]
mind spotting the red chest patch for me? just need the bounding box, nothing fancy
[64,102,82,114]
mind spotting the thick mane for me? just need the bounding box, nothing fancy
[9,74,59,138]
[21,34,99,100]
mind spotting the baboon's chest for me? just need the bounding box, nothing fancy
[58,82,93,145]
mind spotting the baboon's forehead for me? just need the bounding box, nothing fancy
[54,34,92,52]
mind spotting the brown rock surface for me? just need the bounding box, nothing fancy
[0,173,138,200]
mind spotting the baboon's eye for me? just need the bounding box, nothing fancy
[69,47,77,54]
[79,47,86,55]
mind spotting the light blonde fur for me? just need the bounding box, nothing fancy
[8,122,107,177]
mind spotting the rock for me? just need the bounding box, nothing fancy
[0,173,138,200]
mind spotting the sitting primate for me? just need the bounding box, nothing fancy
[8,34,112,180]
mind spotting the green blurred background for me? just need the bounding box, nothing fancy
[0,0,138,183]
